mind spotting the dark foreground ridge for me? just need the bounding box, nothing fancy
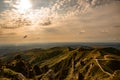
[0,46,120,80]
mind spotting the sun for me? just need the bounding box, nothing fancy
[16,0,32,13]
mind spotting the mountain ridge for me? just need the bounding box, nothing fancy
[0,46,120,80]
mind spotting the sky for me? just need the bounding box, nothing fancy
[0,0,120,44]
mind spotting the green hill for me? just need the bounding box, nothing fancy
[0,46,120,80]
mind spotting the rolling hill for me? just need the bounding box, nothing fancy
[0,46,120,80]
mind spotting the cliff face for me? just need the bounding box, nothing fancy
[0,47,120,80]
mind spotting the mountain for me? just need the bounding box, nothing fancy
[0,46,120,80]
[0,42,119,56]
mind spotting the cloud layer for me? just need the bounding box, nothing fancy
[0,0,120,43]
[1,0,115,29]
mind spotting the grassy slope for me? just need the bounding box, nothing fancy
[0,47,120,80]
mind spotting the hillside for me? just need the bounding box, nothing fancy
[0,46,120,80]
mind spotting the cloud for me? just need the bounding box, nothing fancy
[113,25,120,28]
[0,32,16,35]
[0,10,32,29]
[0,30,3,35]
[0,0,96,29]
[43,28,59,34]
[0,0,120,43]
[100,30,109,33]
[3,0,11,3]
[40,19,52,26]
[80,30,86,33]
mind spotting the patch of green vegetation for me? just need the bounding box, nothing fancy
[0,78,11,80]
[0,46,120,80]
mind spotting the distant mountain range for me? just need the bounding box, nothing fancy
[0,42,120,55]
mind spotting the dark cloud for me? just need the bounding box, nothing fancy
[23,35,28,38]
[113,25,120,28]
[44,28,59,33]
[0,24,19,29]
[40,19,52,26]
[0,17,32,29]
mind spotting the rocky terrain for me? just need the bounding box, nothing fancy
[0,46,120,80]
